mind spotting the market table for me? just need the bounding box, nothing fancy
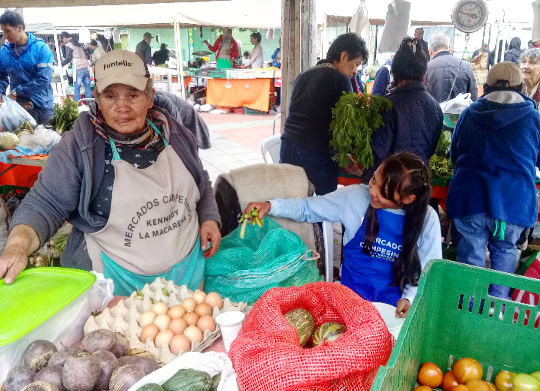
[0,154,48,187]
[206,78,274,113]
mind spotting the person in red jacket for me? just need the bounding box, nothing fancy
[204,27,239,67]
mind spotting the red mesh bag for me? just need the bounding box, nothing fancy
[229,282,393,391]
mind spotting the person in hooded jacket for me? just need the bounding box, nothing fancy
[446,62,540,300]
[504,37,522,64]
[361,37,443,184]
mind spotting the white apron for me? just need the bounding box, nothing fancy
[85,123,203,295]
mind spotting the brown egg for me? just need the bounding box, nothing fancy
[154,329,174,349]
[140,324,159,343]
[205,292,223,310]
[183,311,200,326]
[181,298,197,312]
[152,301,169,315]
[139,310,157,328]
[196,315,216,333]
[168,318,188,335]
[183,325,203,343]
[167,305,187,320]
[169,334,191,355]
[192,290,207,304]
[194,303,213,317]
[153,314,171,331]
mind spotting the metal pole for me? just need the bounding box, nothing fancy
[127,28,131,51]
[53,27,66,97]
[174,21,186,98]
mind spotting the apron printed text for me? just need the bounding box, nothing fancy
[359,237,403,262]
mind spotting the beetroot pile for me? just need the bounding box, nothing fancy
[6,330,159,391]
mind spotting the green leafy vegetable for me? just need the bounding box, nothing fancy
[429,130,454,182]
[330,93,392,169]
[50,98,78,134]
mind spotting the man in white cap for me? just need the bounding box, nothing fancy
[446,62,540,300]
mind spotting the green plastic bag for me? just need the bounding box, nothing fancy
[204,218,323,305]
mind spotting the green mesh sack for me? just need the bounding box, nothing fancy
[204,217,323,304]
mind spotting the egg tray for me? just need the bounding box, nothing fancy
[83,278,247,364]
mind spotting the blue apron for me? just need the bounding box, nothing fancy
[342,209,405,306]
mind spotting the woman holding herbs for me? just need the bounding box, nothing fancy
[280,33,368,195]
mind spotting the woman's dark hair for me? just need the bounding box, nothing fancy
[391,37,428,84]
[251,32,261,44]
[0,11,24,30]
[160,43,168,50]
[326,33,368,65]
[362,152,432,290]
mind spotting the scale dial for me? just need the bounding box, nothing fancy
[451,0,489,34]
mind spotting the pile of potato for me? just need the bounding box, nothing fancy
[5,330,159,391]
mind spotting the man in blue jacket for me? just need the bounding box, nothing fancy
[0,11,54,125]
[447,62,540,300]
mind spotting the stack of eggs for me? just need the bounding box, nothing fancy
[138,291,223,355]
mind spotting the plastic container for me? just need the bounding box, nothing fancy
[372,302,404,339]
[371,260,540,391]
[254,70,274,78]
[243,107,266,115]
[0,268,96,382]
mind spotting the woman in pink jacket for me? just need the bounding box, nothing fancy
[204,27,239,68]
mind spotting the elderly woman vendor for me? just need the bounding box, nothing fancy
[0,50,221,295]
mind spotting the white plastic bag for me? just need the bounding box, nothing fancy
[349,2,369,35]
[129,352,238,391]
[0,132,20,150]
[89,271,115,312]
[378,0,411,53]
[0,96,37,131]
[18,125,61,150]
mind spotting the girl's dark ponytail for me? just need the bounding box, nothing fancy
[364,152,432,290]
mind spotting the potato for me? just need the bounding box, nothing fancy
[34,366,65,391]
[92,350,118,391]
[62,351,100,391]
[48,348,83,368]
[20,382,58,391]
[109,365,145,391]
[115,357,157,376]
[22,341,58,372]
[110,334,129,358]
[5,366,36,391]
[82,330,116,354]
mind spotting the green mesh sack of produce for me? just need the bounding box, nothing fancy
[204,217,323,304]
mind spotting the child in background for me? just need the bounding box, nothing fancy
[244,152,442,317]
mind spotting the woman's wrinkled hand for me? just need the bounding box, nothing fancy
[200,220,221,259]
[395,298,411,318]
[243,202,271,220]
[0,243,29,284]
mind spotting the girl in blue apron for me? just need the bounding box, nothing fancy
[244,152,442,318]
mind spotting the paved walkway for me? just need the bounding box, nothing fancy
[198,112,281,184]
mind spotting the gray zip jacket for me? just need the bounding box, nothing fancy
[11,109,221,269]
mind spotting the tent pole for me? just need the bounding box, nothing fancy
[174,21,186,98]
[53,27,66,98]
[128,28,131,51]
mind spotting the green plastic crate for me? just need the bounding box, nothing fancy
[210,69,230,78]
[244,107,266,115]
[372,260,540,391]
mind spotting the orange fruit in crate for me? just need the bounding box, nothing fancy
[413,386,433,391]
[465,379,491,391]
[452,386,471,391]
[443,371,460,391]
[453,358,483,384]
[418,362,444,388]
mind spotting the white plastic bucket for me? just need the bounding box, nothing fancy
[372,302,405,339]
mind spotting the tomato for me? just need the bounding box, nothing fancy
[513,373,540,391]
[453,358,483,384]
[465,380,491,391]
[452,385,471,391]
[413,386,433,391]
[418,362,444,388]
[486,382,497,391]
[495,371,516,391]
[443,371,460,391]
[531,372,540,383]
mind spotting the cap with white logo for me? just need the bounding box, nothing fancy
[95,50,149,93]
